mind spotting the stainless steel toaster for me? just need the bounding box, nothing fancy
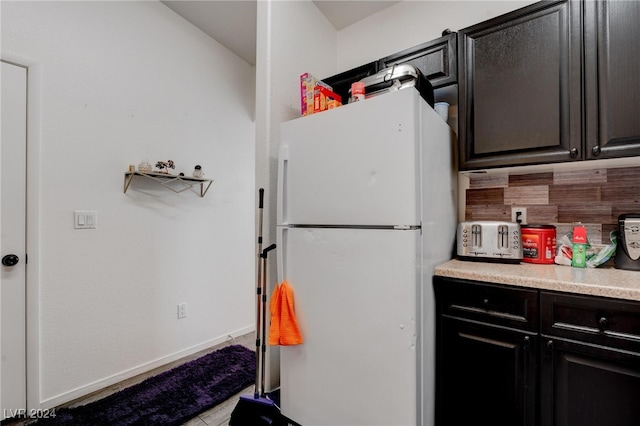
[457,221,523,263]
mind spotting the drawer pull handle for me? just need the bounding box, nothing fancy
[450,304,527,322]
[598,316,609,332]
[483,298,489,306]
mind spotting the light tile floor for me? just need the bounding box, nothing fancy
[3,333,256,426]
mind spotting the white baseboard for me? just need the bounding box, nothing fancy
[40,325,255,409]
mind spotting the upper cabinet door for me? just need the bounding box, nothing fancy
[458,0,582,170]
[584,0,640,160]
[379,32,457,89]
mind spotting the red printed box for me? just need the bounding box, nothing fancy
[300,73,332,116]
[313,86,342,113]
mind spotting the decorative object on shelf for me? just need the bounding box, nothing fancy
[124,170,213,197]
[155,160,175,174]
[192,165,204,178]
[138,159,152,173]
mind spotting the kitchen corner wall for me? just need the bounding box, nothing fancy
[464,165,640,244]
[255,0,337,392]
[2,1,255,408]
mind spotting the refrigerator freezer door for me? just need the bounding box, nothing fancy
[277,226,420,425]
[278,89,422,227]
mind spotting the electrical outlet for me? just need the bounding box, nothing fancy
[178,303,187,319]
[511,207,527,224]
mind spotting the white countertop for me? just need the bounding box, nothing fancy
[434,259,640,301]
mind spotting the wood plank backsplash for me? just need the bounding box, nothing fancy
[465,166,640,244]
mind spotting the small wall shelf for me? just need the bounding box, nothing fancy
[124,171,213,197]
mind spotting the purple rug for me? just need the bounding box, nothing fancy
[34,344,255,426]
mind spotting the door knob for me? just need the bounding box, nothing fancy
[2,254,19,266]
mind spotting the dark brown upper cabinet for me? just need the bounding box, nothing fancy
[323,32,457,103]
[378,32,457,89]
[584,0,640,160]
[458,0,582,170]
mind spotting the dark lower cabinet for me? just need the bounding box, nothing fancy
[540,291,640,426]
[434,277,538,426]
[435,276,640,426]
[540,338,640,426]
[438,317,537,426]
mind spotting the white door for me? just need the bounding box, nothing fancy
[1,61,28,419]
[277,226,420,426]
[278,89,422,227]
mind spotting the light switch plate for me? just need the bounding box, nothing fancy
[74,211,97,229]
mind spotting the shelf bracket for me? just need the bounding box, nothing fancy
[124,171,213,198]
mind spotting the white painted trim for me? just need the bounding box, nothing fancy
[25,62,42,413]
[39,325,255,409]
[1,49,43,413]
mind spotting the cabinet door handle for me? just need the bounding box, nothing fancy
[569,148,579,158]
[592,145,601,156]
[598,316,609,332]
[524,335,530,349]
[542,339,554,359]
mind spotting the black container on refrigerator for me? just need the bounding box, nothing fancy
[322,62,379,105]
[355,64,435,107]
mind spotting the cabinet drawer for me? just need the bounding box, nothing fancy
[541,292,640,353]
[434,277,538,331]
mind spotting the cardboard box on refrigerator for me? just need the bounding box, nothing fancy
[300,73,332,116]
[313,86,342,113]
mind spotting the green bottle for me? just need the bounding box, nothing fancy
[572,226,587,268]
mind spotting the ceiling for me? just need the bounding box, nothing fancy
[161,1,400,66]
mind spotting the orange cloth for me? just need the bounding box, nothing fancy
[268,281,303,346]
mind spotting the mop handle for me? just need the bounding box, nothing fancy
[261,244,277,258]
[254,188,265,399]
[260,243,277,397]
[257,188,264,245]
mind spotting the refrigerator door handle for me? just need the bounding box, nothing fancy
[277,145,289,225]
[276,226,286,284]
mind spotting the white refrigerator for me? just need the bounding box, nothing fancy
[276,88,456,425]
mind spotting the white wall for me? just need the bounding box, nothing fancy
[337,0,538,72]
[2,0,255,407]
[255,0,337,390]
